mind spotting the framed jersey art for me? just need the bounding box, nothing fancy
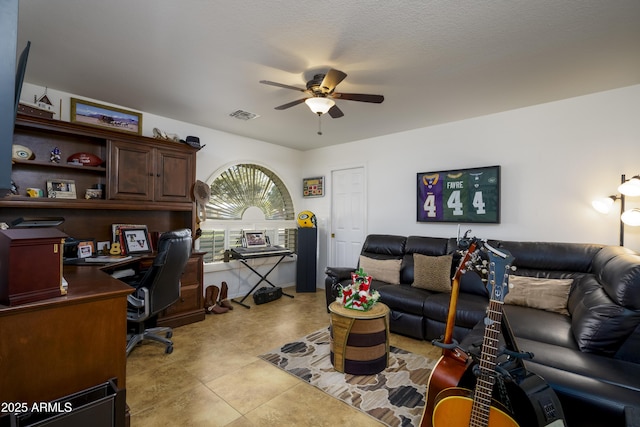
[417,165,500,223]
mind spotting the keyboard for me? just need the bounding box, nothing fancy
[231,246,293,259]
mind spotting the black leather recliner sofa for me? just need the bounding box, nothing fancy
[325,234,640,427]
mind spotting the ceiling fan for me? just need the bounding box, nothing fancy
[259,69,384,119]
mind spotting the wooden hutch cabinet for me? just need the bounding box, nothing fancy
[108,139,193,202]
[2,114,205,327]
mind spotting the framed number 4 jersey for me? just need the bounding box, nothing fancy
[417,165,500,223]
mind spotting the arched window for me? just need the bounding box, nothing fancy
[199,164,296,262]
[206,164,294,220]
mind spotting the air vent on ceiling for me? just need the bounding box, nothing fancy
[229,110,260,121]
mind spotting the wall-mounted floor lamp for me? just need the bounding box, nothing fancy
[592,174,640,246]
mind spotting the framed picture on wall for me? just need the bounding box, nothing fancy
[303,176,324,197]
[417,165,500,223]
[70,98,142,135]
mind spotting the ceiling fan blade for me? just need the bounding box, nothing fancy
[320,69,347,93]
[260,80,307,92]
[274,98,307,110]
[333,92,384,103]
[328,105,344,118]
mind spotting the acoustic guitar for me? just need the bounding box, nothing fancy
[421,236,483,426]
[430,244,519,426]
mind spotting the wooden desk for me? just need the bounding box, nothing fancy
[0,265,132,405]
[99,252,206,328]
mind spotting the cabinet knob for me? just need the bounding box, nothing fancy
[157,173,161,177]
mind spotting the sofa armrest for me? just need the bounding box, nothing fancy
[325,266,355,281]
[625,406,640,427]
[324,267,355,311]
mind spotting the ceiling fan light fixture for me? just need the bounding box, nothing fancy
[305,97,335,115]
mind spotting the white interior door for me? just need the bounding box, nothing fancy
[331,166,366,267]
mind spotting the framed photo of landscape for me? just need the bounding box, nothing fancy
[70,98,142,135]
[417,165,500,223]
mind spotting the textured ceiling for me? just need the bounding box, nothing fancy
[16,0,640,150]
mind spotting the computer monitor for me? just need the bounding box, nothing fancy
[242,230,267,248]
[14,41,31,122]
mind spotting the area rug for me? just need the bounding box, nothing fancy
[259,327,436,427]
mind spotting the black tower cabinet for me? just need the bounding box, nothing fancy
[296,227,317,292]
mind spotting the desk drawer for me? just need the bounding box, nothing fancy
[163,283,200,316]
[181,257,199,285]
[157,252,205,328]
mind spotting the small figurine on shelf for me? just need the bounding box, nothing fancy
[50,147,61,163]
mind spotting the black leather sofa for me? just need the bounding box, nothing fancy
[325,234,640,427]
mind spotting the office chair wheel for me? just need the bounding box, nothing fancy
[166,331,173,339]
[166,345,173,354]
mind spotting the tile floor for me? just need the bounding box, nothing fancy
[126,287,441,426]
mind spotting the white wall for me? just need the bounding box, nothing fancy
[19,83,305,299]
[305,84,640,281]
[20,83,640,294]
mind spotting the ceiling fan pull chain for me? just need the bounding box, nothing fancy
[317,113,323,135]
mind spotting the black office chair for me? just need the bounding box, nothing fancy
[123,228,192,356]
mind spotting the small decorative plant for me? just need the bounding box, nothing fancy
[337,267,380,311]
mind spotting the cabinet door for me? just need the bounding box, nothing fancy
[154,147,194,202]
[108,140,154,200]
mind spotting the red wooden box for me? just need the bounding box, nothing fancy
[0,228,67,306]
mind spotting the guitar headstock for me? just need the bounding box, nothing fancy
[484,242,515,303]
[453,236,483,281]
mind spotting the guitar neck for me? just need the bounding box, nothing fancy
[442,242,478,346]
[469,246,514,427]
[470,299,504,426]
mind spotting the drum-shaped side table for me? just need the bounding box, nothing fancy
[328,302,390,375]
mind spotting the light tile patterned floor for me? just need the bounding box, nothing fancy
[126,287,441,426]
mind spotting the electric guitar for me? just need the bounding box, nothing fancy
[431,243,518,426]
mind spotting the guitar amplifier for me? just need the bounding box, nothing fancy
[253,286,282,305]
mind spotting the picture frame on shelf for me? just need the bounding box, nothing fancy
[112,223,147,245]
[96,241,111,255]
[47,179,77,199]
[70,98,142,135]
[122,228,152,254]
[77,240,95,258]
[84,188,103,199]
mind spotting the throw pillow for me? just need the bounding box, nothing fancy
[411,253,453,293]
[505,276,573,315]
[358,256,402,285]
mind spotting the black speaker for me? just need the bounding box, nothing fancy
[253,286,282,304]
[296,227,317,292]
